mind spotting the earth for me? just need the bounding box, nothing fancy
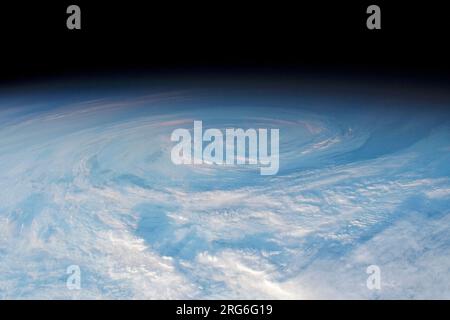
[0,80,449,299]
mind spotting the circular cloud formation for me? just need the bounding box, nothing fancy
[0,87,450,299]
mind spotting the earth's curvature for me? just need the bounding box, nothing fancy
[1,84,450,299]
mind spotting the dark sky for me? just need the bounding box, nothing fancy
[1,1,449,84]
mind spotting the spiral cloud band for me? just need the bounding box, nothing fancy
[0,88,449,299]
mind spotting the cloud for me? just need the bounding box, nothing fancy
[0,92,450,298]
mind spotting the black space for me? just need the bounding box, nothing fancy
[1,1,449,84]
